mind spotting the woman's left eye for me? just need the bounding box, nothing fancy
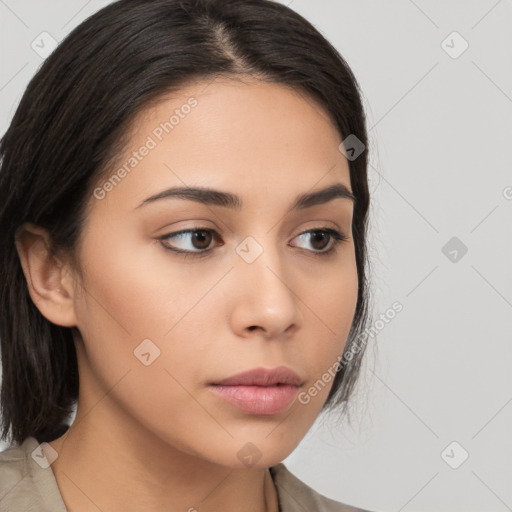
[157,227,348,258]
[291,228,348,254]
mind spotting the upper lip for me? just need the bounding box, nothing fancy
[211,366,304,387]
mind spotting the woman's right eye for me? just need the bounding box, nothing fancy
[157,228,222,256]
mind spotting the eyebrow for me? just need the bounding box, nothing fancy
[136,183,356,211]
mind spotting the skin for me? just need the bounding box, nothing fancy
[16,76,358,512]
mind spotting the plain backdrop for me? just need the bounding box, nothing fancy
[1,1,511,511]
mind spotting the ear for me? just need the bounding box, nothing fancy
[15,222,78,327]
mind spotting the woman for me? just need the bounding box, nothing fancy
[0,0,373,510]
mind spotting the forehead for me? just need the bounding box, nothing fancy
[90,76,351,215]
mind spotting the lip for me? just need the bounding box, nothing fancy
[211,366,304,387]
[209,366,304,415]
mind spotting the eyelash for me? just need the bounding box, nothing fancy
[156,226,349,259]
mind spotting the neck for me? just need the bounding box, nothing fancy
[48,407,280,512]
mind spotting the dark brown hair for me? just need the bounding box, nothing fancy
[0,0,372,445]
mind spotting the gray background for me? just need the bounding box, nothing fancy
[1,1,511,511]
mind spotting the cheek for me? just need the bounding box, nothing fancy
[72,242,210,445]
[308,252,359,339]
[74,223,205,339]
[71,228,201,388]
[301,255,359,394]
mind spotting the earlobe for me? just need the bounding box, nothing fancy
[15,222,78,327]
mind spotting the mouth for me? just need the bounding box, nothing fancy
[210,366,304,387]
[209,366,304,415]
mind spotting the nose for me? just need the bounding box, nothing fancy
[228,240,303,340]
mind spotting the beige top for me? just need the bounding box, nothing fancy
[0,436,370,512]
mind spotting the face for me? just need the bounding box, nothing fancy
[69,76,358,469]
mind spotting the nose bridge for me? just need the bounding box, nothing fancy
[236,231,286,287]
[230,232,301,336]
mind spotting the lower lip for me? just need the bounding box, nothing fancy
[208,384,300,415]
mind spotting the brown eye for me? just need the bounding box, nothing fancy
[158,228,220,254]
[309,231,331,251]
[292,228,348,255]
[188,229,213,250]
